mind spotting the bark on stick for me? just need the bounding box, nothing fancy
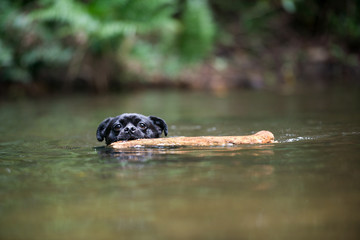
[110,130,274,149]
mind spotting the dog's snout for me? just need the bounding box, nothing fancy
[124,125,136,133]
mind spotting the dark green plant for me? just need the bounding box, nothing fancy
[178,0,215,62]
[0,0,73,83]
[0,0,216,86]
[289,0,360,49]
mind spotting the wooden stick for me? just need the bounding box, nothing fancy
[110,130,274,149]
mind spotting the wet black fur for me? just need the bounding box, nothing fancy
[96,113,168,145]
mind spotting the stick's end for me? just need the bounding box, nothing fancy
[254,130,275,143]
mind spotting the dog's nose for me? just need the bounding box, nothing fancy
[124,126,136,133]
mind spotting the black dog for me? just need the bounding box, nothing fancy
[96,113,168,145]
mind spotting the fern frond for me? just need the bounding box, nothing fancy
[30,0,99,34]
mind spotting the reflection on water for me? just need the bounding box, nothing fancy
[0,89,359,240]
[96,144,275,163]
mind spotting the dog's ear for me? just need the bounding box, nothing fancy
[149,116,168,136]
[96,117,113,142]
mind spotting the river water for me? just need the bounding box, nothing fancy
[0,88,359,240]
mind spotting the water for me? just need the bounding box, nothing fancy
[0,89,359,240]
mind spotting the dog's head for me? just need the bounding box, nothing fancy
[96,113,168,145]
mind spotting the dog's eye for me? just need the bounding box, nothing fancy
[138,122,147,129]
[113,124,121,131]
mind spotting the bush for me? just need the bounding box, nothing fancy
[0,0,215,89]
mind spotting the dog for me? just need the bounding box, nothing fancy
[96,113,168,145]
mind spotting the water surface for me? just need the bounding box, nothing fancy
[0,89,359,240]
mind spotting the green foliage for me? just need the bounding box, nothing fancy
[211,0,360,48]
[31,0,177,51]
[0,39,13,67]
[289,0,360,49]
[0,0,216,84]
[239,1,278,35]
[0,0,74,83]
[131,0,215,75]
[1,0,358,88]
[178,0,215,62]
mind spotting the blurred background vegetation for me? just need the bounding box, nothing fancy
[0,0,359,97]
